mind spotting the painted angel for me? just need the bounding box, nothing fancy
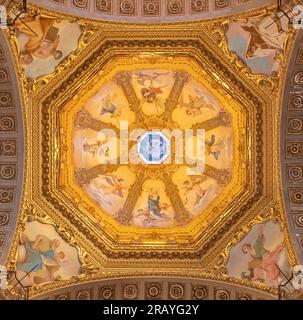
[139,79,167,114]
[86,175,126,207]
[100,94,125,119]
[135,208,157,226]
[134,71,169,86]
[82,136,109,158]
[179,89,217,116]
[206,134,229,160]
[100,174,126,198]
[181,175,208,207]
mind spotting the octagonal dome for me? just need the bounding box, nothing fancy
[62,63,238,229]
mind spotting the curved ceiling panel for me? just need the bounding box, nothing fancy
[28,276,277,300]
[280,30,303,265]
[29,0,275,23]
[0,31,24,266]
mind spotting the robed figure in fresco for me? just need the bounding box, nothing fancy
[15,16,63,64]
[147,189,170,218]
[241,14,286,59]
[16,234,65,285]
[241,227,283,283]
[148,189,162,217]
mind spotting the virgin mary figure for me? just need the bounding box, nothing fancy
[148,189,162,217]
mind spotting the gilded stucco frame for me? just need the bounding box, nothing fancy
[2,4,299,297]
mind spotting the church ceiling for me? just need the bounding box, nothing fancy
[0,1,302,300]
[28,0,275,23]
[68,64,235,231]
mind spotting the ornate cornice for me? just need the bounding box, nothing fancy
[280,30,303,264]
[28,275,277,300]
[39,38,265,261]
[0,31,24,266]
[29,0,275,24]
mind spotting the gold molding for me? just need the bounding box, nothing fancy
[3,3,299,298]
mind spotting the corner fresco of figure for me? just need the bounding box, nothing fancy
[226,13,289,76]
[15,15,82,79]
[226,220,290,286]
[15,221,81,286]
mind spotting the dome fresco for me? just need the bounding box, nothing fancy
[72,68,234,228]
[0,1,300,300]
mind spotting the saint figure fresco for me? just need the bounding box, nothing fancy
[15,15,82,79]
[227,220,290,286]
[16,221,80,286]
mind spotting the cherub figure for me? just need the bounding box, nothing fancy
[181,176,208,207]
[134,71,169,86]
[135,208,157,226]
[87,174,127,207]
[83,136,109,158]
[136,72,168,114]
[140,80,167,115]
[100,174,126,198]
[206,134,227,160]
[100,95,124,120]
[179,89,217,116]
